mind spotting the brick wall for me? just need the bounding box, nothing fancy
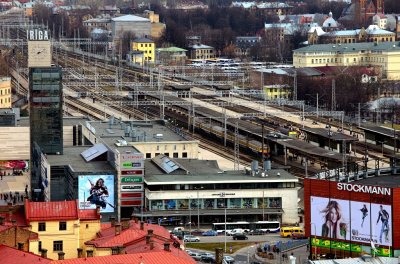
[0,226,36,251]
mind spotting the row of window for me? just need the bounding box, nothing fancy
[0,88,10,95]
[38,221,66,231]
[311,56,385,64]
[140,43,153,48]
[38,240,63,252]
[149,197,282,210]
[147,182,296,191]
[145,152,188,159]
[0,98,11,104]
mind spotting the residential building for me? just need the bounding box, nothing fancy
[293,41,400,80]
[141,157,299,225]
[235,36,261,57]
[308,24,395,45]
[0,77,11,108]
[99,5,119,16]
[83,17,112,33]
[188,44,215,60]
[26,200,101,260]
[264,84,291,100]
[373,13,388,29]
[143,10,166,39]
[156,47,187,65]
[131,38,155,64]
[231,2,293,15]
[111,15,151,41]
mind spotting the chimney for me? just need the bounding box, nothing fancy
[146,235,151,244]
[140,221,144,230]
[86,250,93,257]
[121,218,130,230]
[8,204,12,221]
[147,229,153,236]
[58,252,65,260]
[150,241,155,250]
[109,216,116,227]
[134,217,138,224]
[118,246,126,255]
[77,248,83,258]
[96,205,101,216]
[17,242,24,250]
[41,249,47,258]
[164,243,170,251]
[115,223,122,235]
[11,219,16,226]
[0,216,4,225]
[111,246,119,255]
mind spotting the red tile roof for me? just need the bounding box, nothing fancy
[0,206,28,226]
[79,209,100,221]
[49,251,195,264]
[85,221,193,262]
[25,200,80,223]
[0,244,51,263]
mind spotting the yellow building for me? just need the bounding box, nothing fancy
[293,41,400,80]
[0,77,12,108]
[131,38,155,65]
[144,10,166,39]
[264,84,291,100]
[26,200,100,260]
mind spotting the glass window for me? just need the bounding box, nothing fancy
[38,222,46,231]
[59,222,66,231]
[146,153,151,158]
[177,199,189,209]
[268,198,282,208]
[217,198,226,208]
[173,153,178,158]
[53,241,63,251]
[242,198,254,208]
[257,198,267,208]
[182,152,188,158]
[151,200,164,210]
[229,198,241,209]
[165,200,176,210]
[204,199,215,209]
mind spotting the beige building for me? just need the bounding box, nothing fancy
[308,25,395,45]
[143,10,166,39]
[188,44,215,60]
[293,41,400,80]
[0,77,12,109]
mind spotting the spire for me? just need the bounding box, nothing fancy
[329,11,333,17]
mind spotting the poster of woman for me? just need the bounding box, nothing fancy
[78,175,115,213]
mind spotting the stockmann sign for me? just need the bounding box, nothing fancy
[121,176,143,183]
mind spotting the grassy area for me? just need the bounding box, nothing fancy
[186,242,257,253]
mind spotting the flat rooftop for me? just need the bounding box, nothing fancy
[355,174,400,188]
[144,158,298,184]
[17,116,91,127]
[88,120,197,152]
[360,125,400,138]
[46,146,115,172]
[301,127,358,141]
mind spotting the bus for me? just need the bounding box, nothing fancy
[251,221,280,233]
[212,221,280,234]
[212,221,250,234]
[280,227,304,238]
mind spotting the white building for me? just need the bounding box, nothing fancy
[111,14,151,41]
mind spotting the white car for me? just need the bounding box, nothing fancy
[227,228,245,236]
[224,255,235,263]
[183,235,200,242]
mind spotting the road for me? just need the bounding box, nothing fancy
[187,234,307,263]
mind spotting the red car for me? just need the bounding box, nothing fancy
[291,232,306,239]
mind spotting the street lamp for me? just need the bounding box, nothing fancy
[194,186,204,230]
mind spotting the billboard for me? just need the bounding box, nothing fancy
[78,175,115,213]
[311,196,392,246]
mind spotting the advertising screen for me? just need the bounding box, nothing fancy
[78,175,115,213]
[311,196,392,246]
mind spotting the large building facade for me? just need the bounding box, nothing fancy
[293,42,400,80]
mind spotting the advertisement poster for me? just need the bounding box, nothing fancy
[311,196,392,246]
[0,160,29,170]
[78,175,115,213]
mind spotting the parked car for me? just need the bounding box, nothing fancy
[224,255,235,263]
[189,252,202,261]
[233,233,248,240]
[201,253,216,263]
[292,232,307,239]
[202,230,218,236]
[175,230,191,240]
[183,235,200,242]
[248,229,265,235]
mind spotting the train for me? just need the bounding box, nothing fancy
[196,119,269,156]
